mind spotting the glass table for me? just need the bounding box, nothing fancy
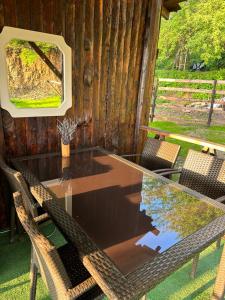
[12,147,225,299]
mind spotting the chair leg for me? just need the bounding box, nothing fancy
[10,206,16,243]
[216,238,221,249]
[191,253,200,279]
[30,262,38,300]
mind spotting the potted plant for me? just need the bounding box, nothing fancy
[57,117,77,157]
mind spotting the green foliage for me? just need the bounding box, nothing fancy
[158,0,225,69]
[149,121,225,158]
[7,39,57,65]
[10,95,61,108]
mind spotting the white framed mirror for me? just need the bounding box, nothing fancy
[0,26,72,118]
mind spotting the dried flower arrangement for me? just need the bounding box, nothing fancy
[57,117,78,157]
[57,118,78,145]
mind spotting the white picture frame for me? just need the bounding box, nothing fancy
[0,26,72,118]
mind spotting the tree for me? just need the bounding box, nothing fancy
[158,0,225,70]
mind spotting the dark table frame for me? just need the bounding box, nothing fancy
[12,147,225,300]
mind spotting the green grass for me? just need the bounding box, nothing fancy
[150,121,225,158]
[0,226,223,300]
[10,95,61,108]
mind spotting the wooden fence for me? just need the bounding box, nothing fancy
[151,78,225,126]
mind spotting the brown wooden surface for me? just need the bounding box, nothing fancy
[0,0,162,227]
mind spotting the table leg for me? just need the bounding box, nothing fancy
[212,243,225,300]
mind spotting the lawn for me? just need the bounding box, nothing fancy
[0,225,223,300]
[149,121,225,158]
[10,95,61,108]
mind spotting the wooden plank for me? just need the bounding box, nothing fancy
[124,0,142,153]
[99,0,112,147]
[136,0,162,154]
[159,78,215,84]
[83,0,94,147]
[92,0,103,145]
[207,79,217,126]
[159,78,225,85]
[161,5,170,19]
[54,0,67,152]
[112,0,127,151]
[159,86,225,95]
[128,0,148,154]
[74,0,85,148]
[105,0,120,149]
[118,0,134,153]
[133,0,152,152]
[140,125,225,152]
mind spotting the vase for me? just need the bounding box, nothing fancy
[61,140,70,158]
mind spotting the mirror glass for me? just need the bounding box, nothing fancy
[5,39,63,109]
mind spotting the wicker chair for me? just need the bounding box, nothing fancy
[13,191,103,300]
[160,149,225,278]
[122,138,181,173]
[0,155,48,242]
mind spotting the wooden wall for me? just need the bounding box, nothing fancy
[0,0,162,227]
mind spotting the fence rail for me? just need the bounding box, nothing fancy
[151,78,225,126]
[140,125,225,153]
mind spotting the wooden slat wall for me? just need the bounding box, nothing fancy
[0,0,161,157]
[0,0,162,227]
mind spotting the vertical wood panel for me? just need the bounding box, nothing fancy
[105,0,120,149]
[74,0,85,148]
[99,0,112,147]
[0,0,161,157]
[92,0,103,145]
[118,0,135,153]
[83,0,94,146]
[113,0,127,151]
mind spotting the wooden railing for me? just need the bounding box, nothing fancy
[140,125,225,153]
[151,78,225,126]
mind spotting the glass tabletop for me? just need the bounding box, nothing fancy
[22,149,225,275]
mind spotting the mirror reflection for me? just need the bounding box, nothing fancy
[5,39,63,108]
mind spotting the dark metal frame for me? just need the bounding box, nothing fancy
[12,147,225,300]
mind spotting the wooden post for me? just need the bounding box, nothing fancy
[207,79,217,127]
[134,1,153,151]
[150,77,158,123]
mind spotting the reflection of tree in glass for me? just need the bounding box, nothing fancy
[141,175,224,238]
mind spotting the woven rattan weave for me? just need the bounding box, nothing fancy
[11,147,225,299]
[14,192,103,300]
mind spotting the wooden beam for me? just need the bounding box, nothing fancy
[134,2,152,150]
[140,125,225,152]
[161,6,170,19]
[158,86,225,95]
[28,41,63,81]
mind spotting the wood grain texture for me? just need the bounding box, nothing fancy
[0,0,163,228]
[0,0,160,157]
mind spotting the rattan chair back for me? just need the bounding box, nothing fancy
[140,138,181,171]
[0,154,38,217]
[14,192,73,299]
[179,149,225,199]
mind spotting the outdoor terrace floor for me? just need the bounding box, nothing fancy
[0,221,224,300]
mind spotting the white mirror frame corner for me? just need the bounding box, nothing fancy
[0,26,72,118]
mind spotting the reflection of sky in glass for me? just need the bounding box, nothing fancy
[136,175,224,254]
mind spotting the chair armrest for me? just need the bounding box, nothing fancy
[154,168,178,174]
[121,154,141,158]
[33,213,50,224]
[215,196,225,203]
[68,277,99,298]
[159,169,182,176]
